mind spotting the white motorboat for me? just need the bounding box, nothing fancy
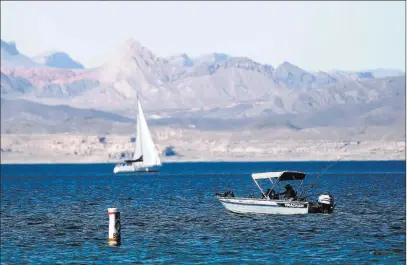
[113,96,162,174]
[215,171,335,215]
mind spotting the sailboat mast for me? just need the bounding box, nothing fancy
[137,94,143,159]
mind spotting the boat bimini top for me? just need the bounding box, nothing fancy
[251,171,307,199]
[252,171,306,181]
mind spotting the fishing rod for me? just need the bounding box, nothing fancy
[315,154,350,179]
[297,154,350,200]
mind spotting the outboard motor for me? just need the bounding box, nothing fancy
[317,193,335,213]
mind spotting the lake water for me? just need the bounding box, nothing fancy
[1,161,406,264]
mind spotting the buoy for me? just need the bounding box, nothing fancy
[108,208,121,246]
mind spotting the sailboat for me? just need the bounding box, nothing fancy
[113,96,162,174]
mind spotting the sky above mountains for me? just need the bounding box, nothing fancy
[1,1,405,71]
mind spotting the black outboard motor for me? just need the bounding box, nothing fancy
[317,193,335,213]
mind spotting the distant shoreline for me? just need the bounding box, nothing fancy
[1,158,406,166]
[1,134,405,165]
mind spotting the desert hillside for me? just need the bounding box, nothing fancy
[1,39,405,163]
[1,128,405,164]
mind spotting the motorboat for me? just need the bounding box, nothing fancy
[113,96,162,174]
[215,171,335,215]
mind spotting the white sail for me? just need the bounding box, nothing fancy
[135,99,161,166]
[113,97,161,174]
[132,108,142,160]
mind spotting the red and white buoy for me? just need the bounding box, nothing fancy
[108,208,121,246]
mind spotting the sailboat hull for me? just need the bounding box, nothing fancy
[113,164,161,174]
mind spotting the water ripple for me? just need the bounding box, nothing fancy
[1,162,405,264]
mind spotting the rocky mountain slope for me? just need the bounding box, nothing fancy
[2,38,404,111]
[32,51,84,69]
[1,38,405,140]
[1,40,44,68]
[1,40,85,69]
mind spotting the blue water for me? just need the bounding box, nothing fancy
[1,161,406,264]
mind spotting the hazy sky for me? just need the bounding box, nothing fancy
[1,1,405,71]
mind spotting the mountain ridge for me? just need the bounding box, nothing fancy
[1,38,405,139]
[32,51,85,69]
[1,39,85,69]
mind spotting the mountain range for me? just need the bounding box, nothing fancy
[0,38,405,138]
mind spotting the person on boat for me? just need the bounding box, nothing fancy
[264,189,279,200]
[279,184,297,201]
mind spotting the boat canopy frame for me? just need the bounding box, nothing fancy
[251,171,307,200]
